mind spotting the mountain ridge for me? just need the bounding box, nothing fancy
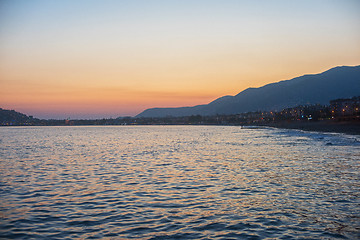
[137,65,360,118]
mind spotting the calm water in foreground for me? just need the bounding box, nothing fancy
[0,126,359,239]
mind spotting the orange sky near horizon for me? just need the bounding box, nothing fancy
[1,0,360,119]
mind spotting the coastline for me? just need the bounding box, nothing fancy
[2,116,360,136]
[259,120,360,136]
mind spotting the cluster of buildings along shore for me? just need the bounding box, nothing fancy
[131,96,360,125]
[1,96,360,126]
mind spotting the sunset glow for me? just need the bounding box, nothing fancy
[1,0,360,119]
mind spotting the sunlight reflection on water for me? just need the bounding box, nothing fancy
[0,126,359,239]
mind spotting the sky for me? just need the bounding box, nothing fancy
[1,0,360,119]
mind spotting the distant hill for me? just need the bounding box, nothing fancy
[0,108,37,125]
[137,65,360,117]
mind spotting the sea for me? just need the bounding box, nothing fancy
[0,125,359,239]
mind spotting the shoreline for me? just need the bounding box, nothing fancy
[2,120,360,136]
[258,120,360,136]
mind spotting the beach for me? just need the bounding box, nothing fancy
[263,120,360,135]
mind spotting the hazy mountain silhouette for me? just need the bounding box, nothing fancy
[0,108,37,125]
[137,65,360,117]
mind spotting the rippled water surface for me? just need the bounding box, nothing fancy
[0,126,359,239]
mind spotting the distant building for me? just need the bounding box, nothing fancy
[330,96,360,120]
